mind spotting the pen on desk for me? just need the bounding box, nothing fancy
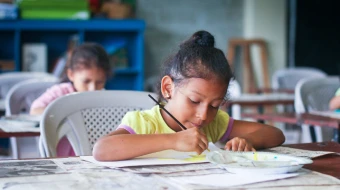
[148,94,210,152]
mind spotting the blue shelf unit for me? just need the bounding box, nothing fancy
[0,19,145,91]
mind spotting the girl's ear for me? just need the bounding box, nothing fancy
[161,75,173,99]
[67,69,74,82]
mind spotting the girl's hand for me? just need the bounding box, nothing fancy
[224,137,255,151]
[173,128,208,155]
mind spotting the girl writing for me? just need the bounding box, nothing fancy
[93,31,285,161]
[30,42,111,156]
[30,42,111,115]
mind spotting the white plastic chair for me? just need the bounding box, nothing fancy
[39,90,157,158]
[5,78,59,116]
[4,77,59,159]
[272,67,327,90]
[295,76,340,143]
[228,79,242,120]
[0,72,55,102]
[271,67,327,143]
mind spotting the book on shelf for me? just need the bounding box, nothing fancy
[17,0,89,20]
[22,43,47,72]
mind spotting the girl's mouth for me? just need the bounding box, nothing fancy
[190,122,203,128]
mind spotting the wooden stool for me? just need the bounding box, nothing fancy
[227,38,270,93]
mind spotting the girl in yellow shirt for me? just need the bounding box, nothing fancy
[93,31,285,161]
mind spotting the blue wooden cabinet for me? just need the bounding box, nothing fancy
[0,19,145,90]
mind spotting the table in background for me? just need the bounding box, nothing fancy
[0,129,39,138]
[242,112,340,143]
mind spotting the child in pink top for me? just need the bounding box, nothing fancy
[30,43,112,156]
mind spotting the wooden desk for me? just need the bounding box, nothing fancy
[230,93,295,106]
[0,143,339,189]
[0,129,40,138]
[285,141,340,179]
[242,112,340,142]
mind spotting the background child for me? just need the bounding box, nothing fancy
[30,42,111,115]
[329,88,340,111]
[93,31,285,161]
[30,42,111,156]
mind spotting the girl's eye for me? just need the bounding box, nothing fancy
[83,80,91,84]
[210,105,219,109]
[190,99,199,104]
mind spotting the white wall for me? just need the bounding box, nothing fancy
[243,0,287,87]
[137,0,244,82]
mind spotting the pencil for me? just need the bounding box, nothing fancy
[148,94,210,152]
[148,94,187,130]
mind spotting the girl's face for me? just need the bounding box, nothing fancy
[67,66,106,92]
[162,77,228,132]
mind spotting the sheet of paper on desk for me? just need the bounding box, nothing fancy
[4,114,42,122]
[264,146,340,158]
[81,142,220,168]
[0,120,40,132]
[168,172,300,188]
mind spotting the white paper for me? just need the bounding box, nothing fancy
[168,172,299,188]
[81,143,220,168]
[264,146,340,158]
[4,114,42,122]
[0,120,40,132]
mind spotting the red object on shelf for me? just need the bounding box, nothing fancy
[89,0,101,13]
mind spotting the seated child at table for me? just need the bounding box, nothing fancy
[329,88,340,111]
[92,30,285,161]
[30,42,111,156]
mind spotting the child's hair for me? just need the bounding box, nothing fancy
[157,30,234,102]
[60,42,112,82]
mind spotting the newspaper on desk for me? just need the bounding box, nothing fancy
[1,157,340,189]
[263,146,340,159]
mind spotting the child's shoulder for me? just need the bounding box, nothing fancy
[46,82,75,95]
[124,106,159,121]
[216,109,230,118]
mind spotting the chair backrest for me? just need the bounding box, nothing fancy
[39,90,157,157]
[0,72,56,99]
[228,79,242,99]
[272,67,327,90]
[227,79,242,119]
[5,78,59,116]
[294,76,340,114]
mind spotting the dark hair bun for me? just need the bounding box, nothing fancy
[180,30,215,48]
[192,30,215,47]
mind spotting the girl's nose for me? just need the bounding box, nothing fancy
[88,83,96,91]
[196,105,208,121]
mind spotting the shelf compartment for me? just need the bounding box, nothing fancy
[21,31,78,72]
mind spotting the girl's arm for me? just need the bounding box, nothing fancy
[92,128,208,161]
[329,96,340,110]
[30,107,45,115]
[224,120,285,151]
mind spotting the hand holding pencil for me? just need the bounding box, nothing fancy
[148,94,209,154]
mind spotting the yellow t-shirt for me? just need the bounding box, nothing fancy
[118,105,233,143]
